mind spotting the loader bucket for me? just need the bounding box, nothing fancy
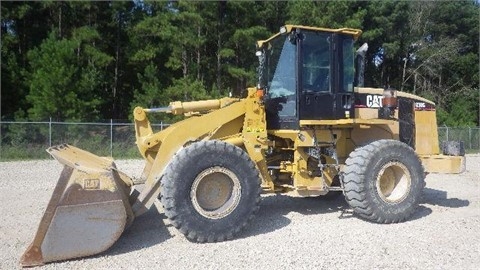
[20,144,135,267]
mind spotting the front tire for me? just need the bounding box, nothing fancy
[342,140,425,223]
[161,140,261,242]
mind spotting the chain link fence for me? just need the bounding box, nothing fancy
[1,121,478,160]
[0,120,169,160]
[438,126,480,153]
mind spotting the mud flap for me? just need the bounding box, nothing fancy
[20,144,135,267]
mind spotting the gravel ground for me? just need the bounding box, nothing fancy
[1,155,479,269]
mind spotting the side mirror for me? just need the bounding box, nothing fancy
[356,43,368,56]
[355,43,368,87]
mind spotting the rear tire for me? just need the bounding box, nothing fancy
[342,140,425,223]
[161,140,261,242]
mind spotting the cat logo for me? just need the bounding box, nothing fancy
[84,179,100,190]
[366,95,384,108]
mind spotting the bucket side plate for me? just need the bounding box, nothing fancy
[20,144,134,267]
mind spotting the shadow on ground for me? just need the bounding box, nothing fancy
[99,192,350,258]
[104,204,172,256]
[238,192,350,239]
[96,187,469,258]
[423,187,470,208]
[410,187,470,221]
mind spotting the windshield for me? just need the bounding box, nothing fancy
[259,35,297,117]
[260,36,296,97]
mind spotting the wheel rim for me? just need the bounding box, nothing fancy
[190,166,241,219]
[376,161,411,203]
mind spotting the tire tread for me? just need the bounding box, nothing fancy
[342,139,425,224]
[160,140,262,242]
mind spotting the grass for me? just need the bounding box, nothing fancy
[1,142,478,161]
[0,144,143,161]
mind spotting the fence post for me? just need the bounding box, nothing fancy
[469,127,472,150]
[49,117,52,147]
[110,119,113,157]
[0,121,2,157]
[446,126,449,141]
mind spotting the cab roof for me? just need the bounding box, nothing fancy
[257,24,362,48]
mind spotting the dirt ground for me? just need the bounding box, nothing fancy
[0,155,479,269]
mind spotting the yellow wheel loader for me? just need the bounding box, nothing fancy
[20,25,465,267]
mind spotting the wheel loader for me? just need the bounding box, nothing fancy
[20,25,465,267]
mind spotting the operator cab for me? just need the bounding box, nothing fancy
[257,25,361,129]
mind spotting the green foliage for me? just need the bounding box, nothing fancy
[165,77,209,101]
[287,1,367,28]
[132,63,165,108]
[1,0,479,127]
[26,28,112,121]
[26,33,78,120]
[131,70,209,123]
[437,88,479,127]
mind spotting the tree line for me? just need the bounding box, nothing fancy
[1,0,479,126]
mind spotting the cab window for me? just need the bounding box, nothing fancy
[302,32,331,92]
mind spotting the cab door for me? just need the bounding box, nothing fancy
[334,35,355,119]
[299,31,335,120]
[299,32,355,121]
